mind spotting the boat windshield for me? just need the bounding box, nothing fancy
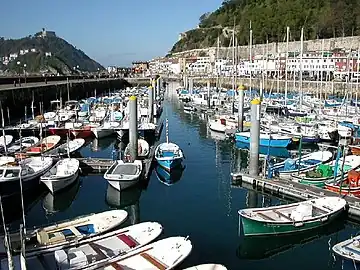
[4,169,20,178]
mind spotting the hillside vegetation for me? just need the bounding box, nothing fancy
[0,35,104,75]
[171,0,360,53]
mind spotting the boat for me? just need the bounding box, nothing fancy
[0,135,13,147]
[0,156,15,166]
[0,210,128,255]
[155,142,184,171]
[124,139,150,160]
[44,138,85,158]
[238,197,347,236]
[235,131,292,148]
[100,236,192,270]
[332,234,360,263]
[235,141,291,158]
[325,169,360,196]
[66,122,94,139]
[104,160,143,191]
[184,103,197,112]
[40,158,80,193]
[23,135,61,156]
[184,264,228,270]
[4,222,163,270]
[91,121,120,139]
[0,156,53,196]
[7,136,39,153]
[270,151,333,179]
[291,155,360,188]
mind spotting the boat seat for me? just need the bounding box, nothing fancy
[140,252,168,270]
[69,226,82,237]
[273,210,293,221]
[88,242,108,260]
[117,234,139,248]
[312,205,328,215]
[256,212,276,221]
[110,262,124,270]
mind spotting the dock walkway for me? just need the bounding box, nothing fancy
[231,172,360,222]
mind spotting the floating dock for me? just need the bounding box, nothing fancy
[231,172,360,223]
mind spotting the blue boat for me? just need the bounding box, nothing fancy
[235,131,292,148]
[155,119,184,171]
[235,142,291,158]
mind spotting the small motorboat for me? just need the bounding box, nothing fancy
[100,236,192,270]
[238,197,347,236]
[235,131,292,148]
[292,155,360,188]
[104,160,143,191]
[91,121,120,139]
[124,139,150,159]
[333,234,360,263]
[184,264,228,270]
[155,142,184,171]
[23,135,61,156]
[44,138,85,158]
[7,136,39,153]
[0,156,53,196]
[325,169,360,196]
[0,210,128,256]
[270,150,333,179]
[0,156,15,166]
[40,158,80,193]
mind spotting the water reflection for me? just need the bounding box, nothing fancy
[155,165,185,186]
[90,137,115,152]
[237,219,345,260]
[42,178,81,214]
[105,184,142,225]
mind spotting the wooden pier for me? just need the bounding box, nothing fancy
[231,172,360,223]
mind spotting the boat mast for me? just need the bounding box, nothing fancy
[249,21,253,98]
[285,26,289,106]
[166,118,169,144]
[18,122,27,234]
[299,27,304,109]
[0,103,7,153]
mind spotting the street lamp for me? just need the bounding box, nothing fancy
[17,61,21,86]
[23,64,27,84]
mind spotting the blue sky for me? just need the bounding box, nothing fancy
[0,0,222,67]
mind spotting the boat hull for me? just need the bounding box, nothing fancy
[71,129,93,139]
[235,134,291,148]
[156,157,183,171]
[48,128,69,137]
[107,177,140,191]
[41,171,79,194]
[240,208,343,236]
[92,128,114,139]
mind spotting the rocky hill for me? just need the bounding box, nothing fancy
[0,31,104,75]
[171,0,360,53]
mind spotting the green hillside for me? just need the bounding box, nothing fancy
[0,34,104,75]
[171,0,360,53]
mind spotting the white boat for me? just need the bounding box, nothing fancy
[100,236,192,270]
[23,135,61,156]
[0,210,128,256]
[0,135,13,147]
[270,150,333,179]
[41,158,80,193]
[184,264,228,270]
[332,235,360,263]
[7,136,39,153]
[0,156,53,196]
[104,160,143,191]
[0,156,15,166]
[44,138,85,157]
[124,139,150,159]
[91,121,120,139]
[2,222,163,270]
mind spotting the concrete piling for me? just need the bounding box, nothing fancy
[148,86,154,124]
[249,98,261,177]
[156,77,161,97]
[189,77,194,95]
[129,96,138,162]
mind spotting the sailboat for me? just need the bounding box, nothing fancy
[155,119,184,171]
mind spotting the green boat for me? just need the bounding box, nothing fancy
[238,197,346,236]
[291,155,360,188]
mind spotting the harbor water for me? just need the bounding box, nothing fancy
[3,87,360,270]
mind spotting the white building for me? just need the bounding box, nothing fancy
[188,57,211,73]
[9,53,18,60]
[45,52,52,57]
[107,66,117,73]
